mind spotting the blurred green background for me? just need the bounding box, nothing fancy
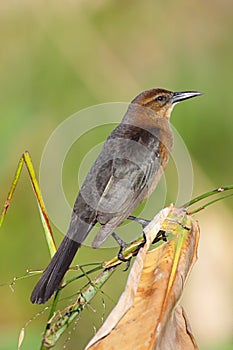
[0,1,233,349]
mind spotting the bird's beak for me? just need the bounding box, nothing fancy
[172,91,203,104]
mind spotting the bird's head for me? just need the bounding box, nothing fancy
[131,88,202,119]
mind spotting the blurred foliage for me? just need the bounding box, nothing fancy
[0,1,233,349]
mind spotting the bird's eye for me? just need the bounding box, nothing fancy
[155,95,166,102]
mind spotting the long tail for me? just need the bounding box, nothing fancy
[30,236,81,304]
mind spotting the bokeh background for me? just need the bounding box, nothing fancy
[0,1,233,349]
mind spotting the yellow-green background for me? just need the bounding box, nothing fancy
[0,1,233,349]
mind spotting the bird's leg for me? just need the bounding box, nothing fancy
[128,215,169,247]
[111,232,131,270]
[127,215,151,228]
[128,216,167,244]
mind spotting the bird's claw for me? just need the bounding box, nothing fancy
[152,230,167,244]
[111,232,132,270]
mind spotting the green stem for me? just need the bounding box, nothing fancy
[64,264,102,288]
[23,151,56,257]
[181,184,233,209]
[188,192,233,214]
[0,156,24,228]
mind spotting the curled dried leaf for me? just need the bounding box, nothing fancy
[86,207,199,350]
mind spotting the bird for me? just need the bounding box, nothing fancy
[30,88,202,304]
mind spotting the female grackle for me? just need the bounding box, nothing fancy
[31,88,202,304]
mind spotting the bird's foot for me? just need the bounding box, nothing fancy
[128,216,167,244]
[111,232,132,270]
[152,230,167,244]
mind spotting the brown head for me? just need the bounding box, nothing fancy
[131,88,202,119]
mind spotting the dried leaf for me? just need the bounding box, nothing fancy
[86,207,199,350]
[156,305,198,350]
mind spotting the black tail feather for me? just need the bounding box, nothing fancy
[30,236,81,304]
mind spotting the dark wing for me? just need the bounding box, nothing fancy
[68,123,162,248]
[91,135,161,247]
